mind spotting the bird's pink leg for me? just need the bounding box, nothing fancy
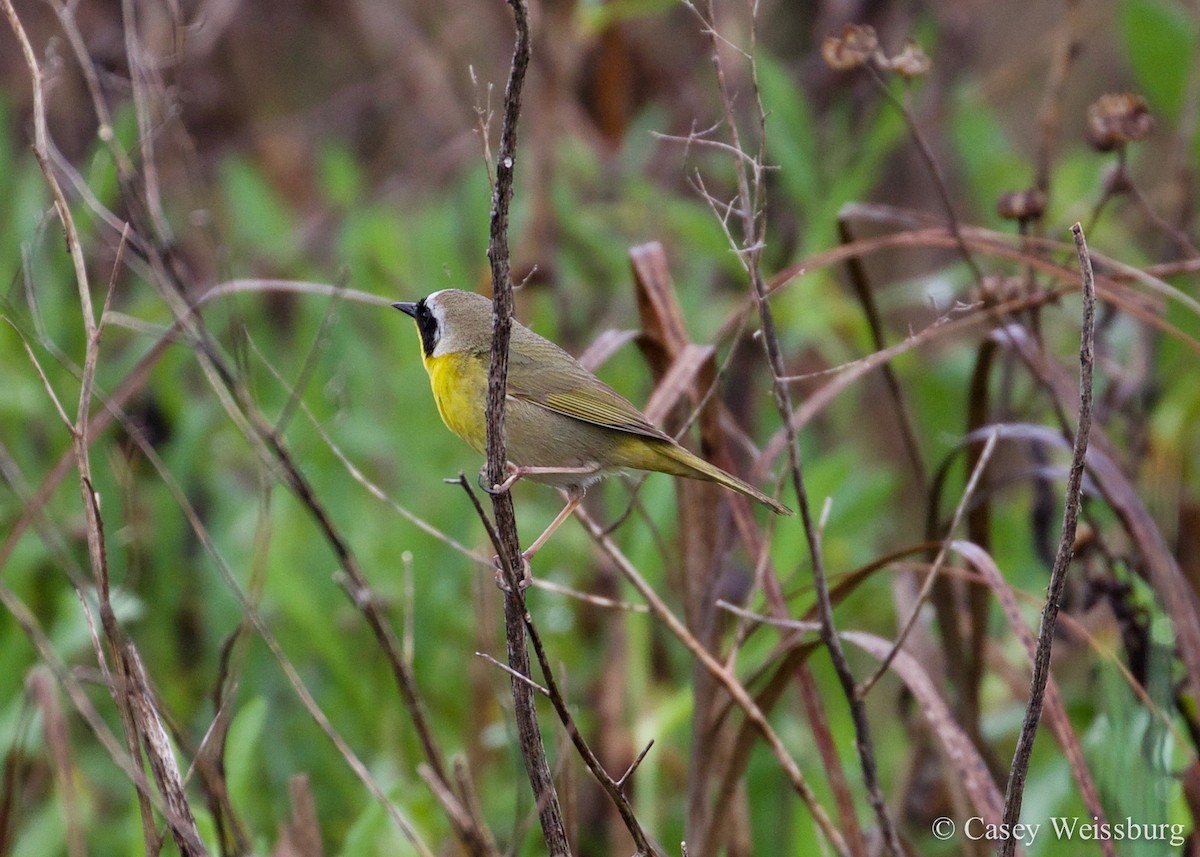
[489,462,601,494]
[492,485,587,590]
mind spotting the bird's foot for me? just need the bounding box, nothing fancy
[478,462,522,496]
[492,551,533,592]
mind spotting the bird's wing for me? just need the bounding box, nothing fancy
[503,336,672,442]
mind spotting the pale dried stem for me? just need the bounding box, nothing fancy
[857,430,999,698]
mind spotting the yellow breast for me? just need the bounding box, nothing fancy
[423,351,488,454]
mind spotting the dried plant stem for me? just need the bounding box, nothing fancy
[998,223,1096,856]
[479,0,570,853]
[750,267,901,857]
[0,4,172,851]
[1033,0,1080,200]
[865,65,983,285]
[695,4,902,853]
[0,0,95,339]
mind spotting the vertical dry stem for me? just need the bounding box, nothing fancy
[998,223,1096,856]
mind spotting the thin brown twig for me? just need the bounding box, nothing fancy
[0,0,95,337]
[573,506,849,857]
[615,741,655,790]
[1033,0,1080,202]
[864,64,984,285]
[998,222,1096,857]
[453,477,658,855]
[529,577,651,613]
[475,653,551,696]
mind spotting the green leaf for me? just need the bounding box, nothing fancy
[219,157,299,260]
[226,696,269,807]
[1120,0,1198,119]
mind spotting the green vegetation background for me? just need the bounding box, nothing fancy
[1,1,1198,855]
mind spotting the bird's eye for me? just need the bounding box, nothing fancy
[414,300,439,356]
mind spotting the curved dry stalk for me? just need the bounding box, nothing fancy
[573,506,849,857]
[717,600,1014,837]
[856,429,999,698]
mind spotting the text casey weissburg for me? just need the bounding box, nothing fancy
[963,815,1186,848]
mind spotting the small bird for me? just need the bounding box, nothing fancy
[394,289,791,578]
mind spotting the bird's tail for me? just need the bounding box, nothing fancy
[645,440,793,516]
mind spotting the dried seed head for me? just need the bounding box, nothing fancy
[1086,93,1153,152]
[822,24,880,71]
[996,188,1047,221]
[886,40,931,78]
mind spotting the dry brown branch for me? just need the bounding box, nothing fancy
[123,648,207,857]
[452,475,657,854]
[477,0,571,853]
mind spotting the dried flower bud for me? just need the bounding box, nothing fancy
[886,40,931,78]
[996,188,1047,221]
[1086,93,1153,152]
[972,275,1024,305]
[822,24,880,71]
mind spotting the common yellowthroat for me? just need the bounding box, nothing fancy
[394,289,791,567]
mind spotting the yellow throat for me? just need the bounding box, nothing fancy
[422,350,488,455]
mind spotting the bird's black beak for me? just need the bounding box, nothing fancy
[392,302,418,318]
